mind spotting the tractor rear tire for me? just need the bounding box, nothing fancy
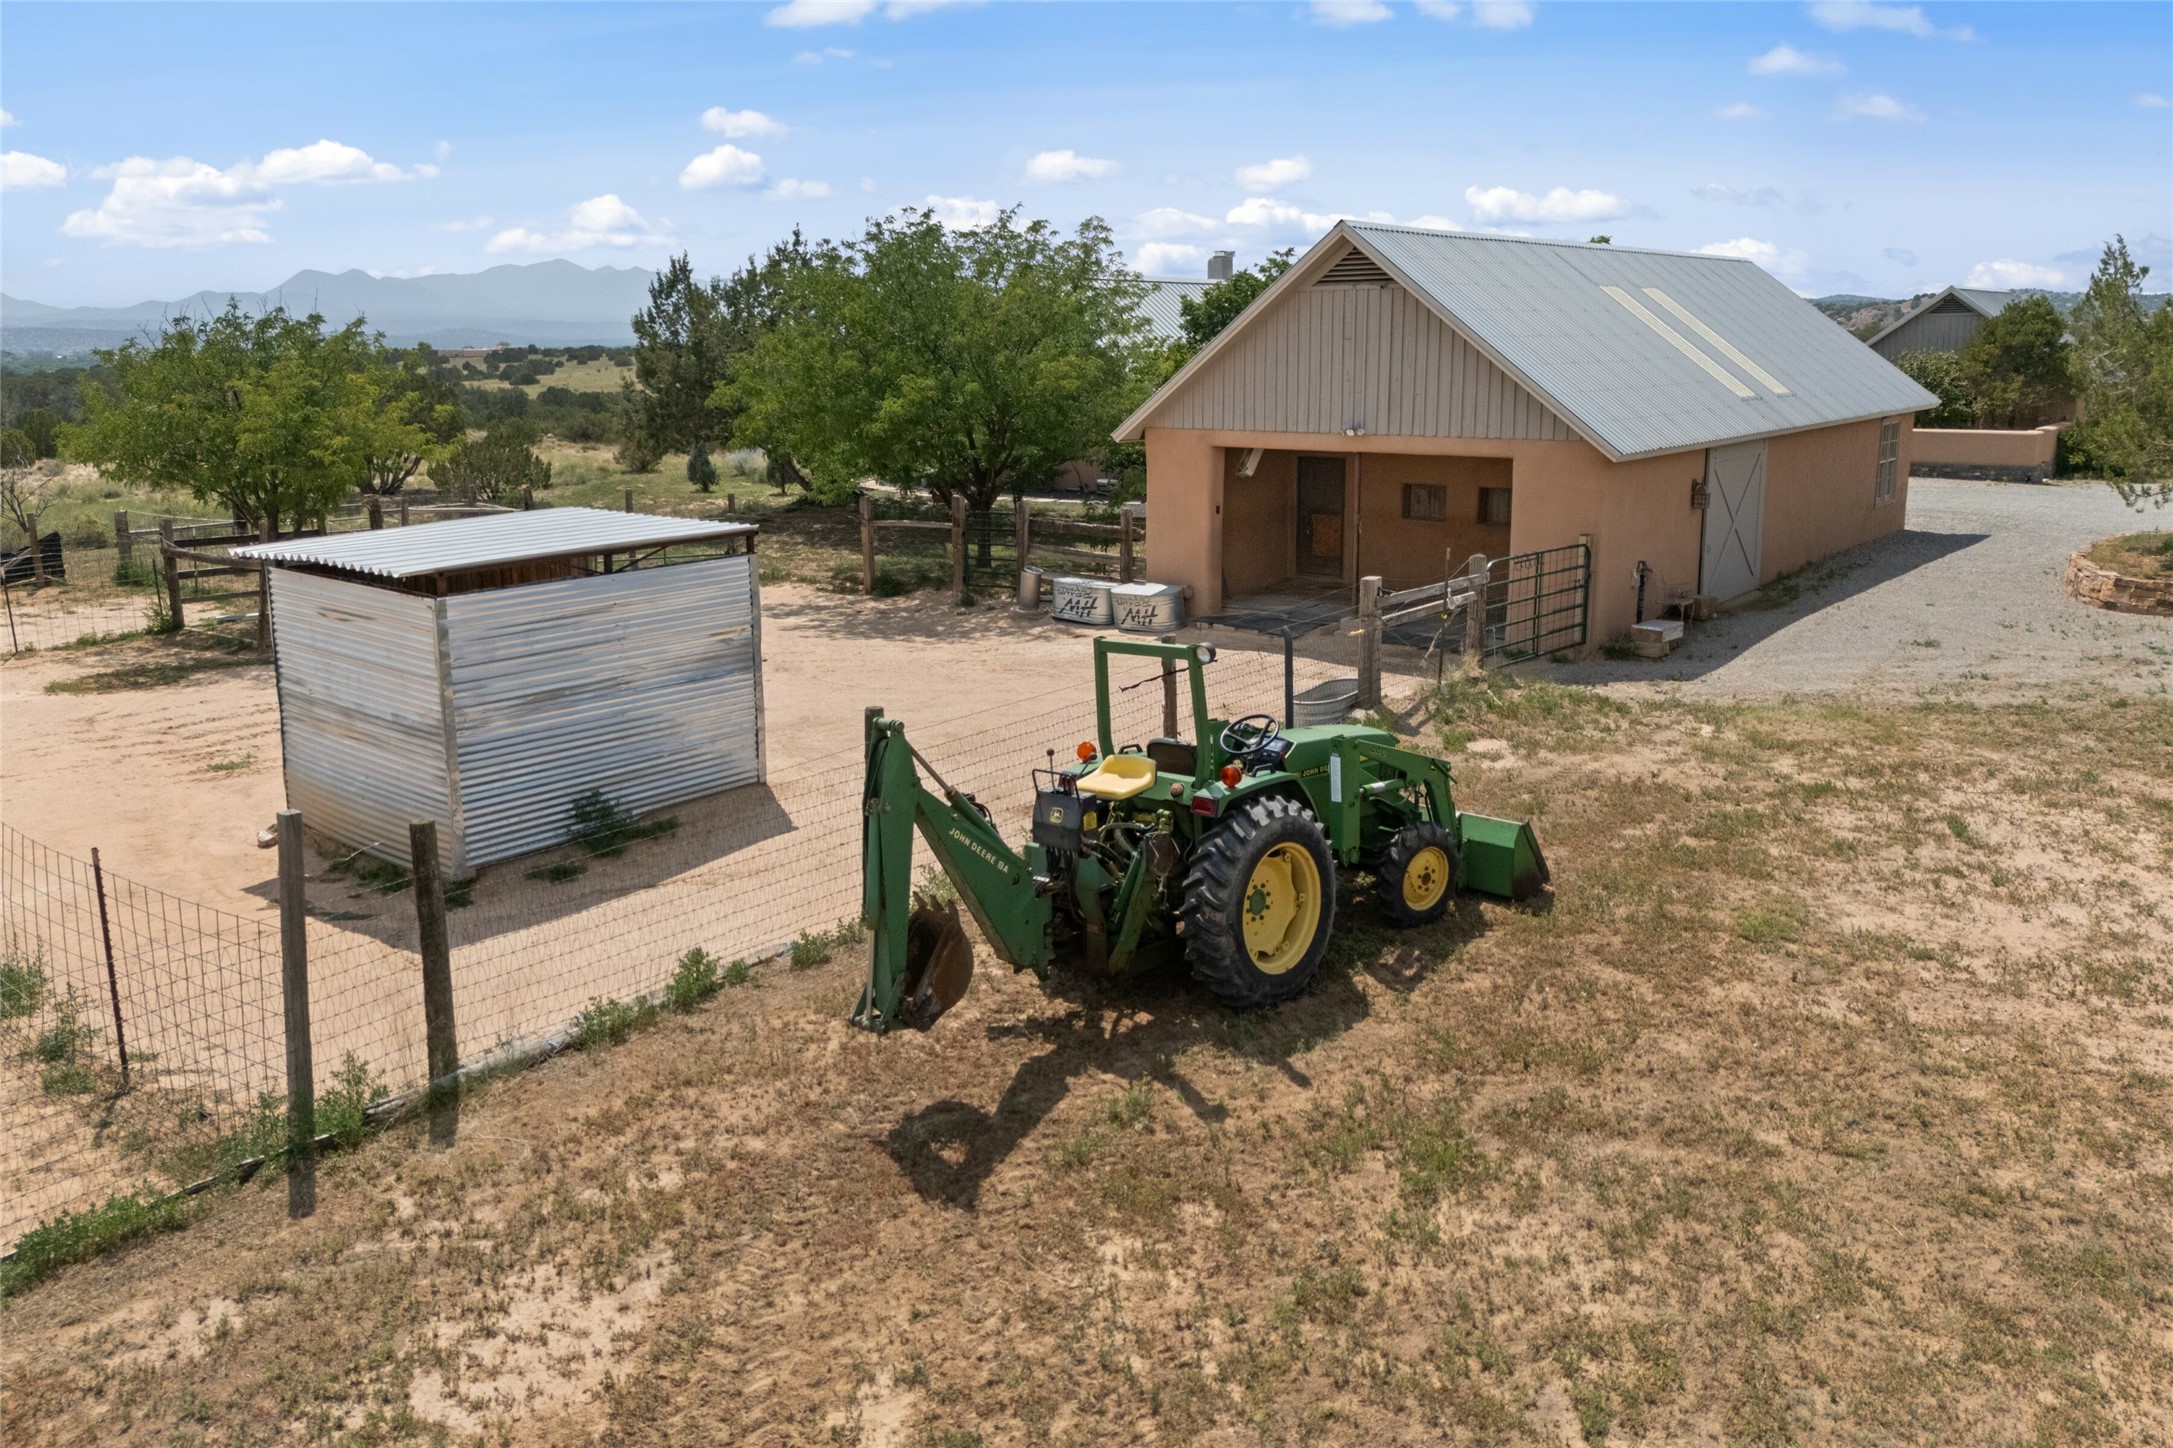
[1181,795,1335,1009]
[1376,822,1459,928]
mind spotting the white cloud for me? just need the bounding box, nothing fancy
[432,215,495,232]
[0,109,17,128]
[1414,0,1460,16]
[1132,206,1220,239]
[1310,0,1392,25]
[1136,242,1207,274]
[1882,246,1918,266]
[1225,197,1343,234]
[769,177,832,199]
[435,139,453,162]
[1715,101,1771,121]
[1471,1,1536,29]
[1233,155,1312,191]
[1024,149,1116,183]
[1834,92,1925,122]
[1,151,67,190]
[2137,93,2172,109]
[766,0,974,23]
[1698,235,1810,281]
[255,139,425,185]
[795,46,858,62]
[702,107,787,138]
[679,144,767,189]
[1807,2,1973,41]
[1691,182,1783,207]
[885,0,982,14]
[1748,44,1844,76]
[859,175,877,192]
[485,194,671,254]
[1966,259,2064,289]
[924,194,1001,229]
[1464,184,1628,223]
[1406,215,1463,231]
[62,157,277,246]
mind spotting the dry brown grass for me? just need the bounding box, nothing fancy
[2084,530,2173,582]
[4,687,2169,1446]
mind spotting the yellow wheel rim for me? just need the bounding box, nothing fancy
[1241,842,1323,975]
[1400,844,1451,912]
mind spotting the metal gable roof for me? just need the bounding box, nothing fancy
[1863,285,2015,347]
[235,507,755,579]
[1119,223,1936,460]
[1136,276,1213,343]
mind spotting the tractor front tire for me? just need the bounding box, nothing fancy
[1181,795,1335,1009]
[1376,822,1459,928]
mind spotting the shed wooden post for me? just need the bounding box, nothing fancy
[1119,507,1136,584]
[859,492,876,595]
[410,820,459,1145]
[950,494,968,604]
[1357,575,1382,710]
[277,809,316,1215]
[159,519,184,631]
[114,511,132,570]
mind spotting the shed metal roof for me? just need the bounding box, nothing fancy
[1118,222,1937,461]
[1136,276,1212,342]
[1863,285,2015,347]
[235,507,755,579]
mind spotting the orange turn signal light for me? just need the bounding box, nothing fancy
[1220,763,1244,787]
[1076,741,1096,761]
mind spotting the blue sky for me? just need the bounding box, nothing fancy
[2,0,2167,306]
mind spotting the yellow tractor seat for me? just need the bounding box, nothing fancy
[1075,753,1159,801]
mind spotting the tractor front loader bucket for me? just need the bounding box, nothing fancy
[1455,813,1551,901]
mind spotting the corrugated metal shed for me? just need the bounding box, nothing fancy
[235,506,754,579]
[1864,285,2015,356]
[1136,277,1214,343]
[1118,222,1937,461]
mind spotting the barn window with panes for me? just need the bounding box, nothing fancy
[1478,487,1513,526]
[1875,419,1900,504]
[1402,483,1448,522]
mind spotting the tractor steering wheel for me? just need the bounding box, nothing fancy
[1219,713,1284,768]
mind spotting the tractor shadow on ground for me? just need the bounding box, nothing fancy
[881,890,1509,1211]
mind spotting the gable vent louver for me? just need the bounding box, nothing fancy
[1929,295,1974,315]
[1316,249,1394,287]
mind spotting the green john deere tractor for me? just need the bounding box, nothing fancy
[854,637,1547,1032]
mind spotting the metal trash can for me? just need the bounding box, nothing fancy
[1290,677,1360,726]
[1016,565,1044,612]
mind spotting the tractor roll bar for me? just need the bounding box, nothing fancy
[1091,637,1216,780]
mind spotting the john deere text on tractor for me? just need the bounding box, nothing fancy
[855,637,1546,1031]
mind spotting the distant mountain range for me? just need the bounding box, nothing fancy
[1,260,657,355]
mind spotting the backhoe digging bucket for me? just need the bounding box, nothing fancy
[899,896,974,1027]
[1455,813,1551,901]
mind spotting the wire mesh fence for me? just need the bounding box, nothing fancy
[0,640,1363,1249]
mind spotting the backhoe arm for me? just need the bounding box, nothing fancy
[857,711,1052,1032]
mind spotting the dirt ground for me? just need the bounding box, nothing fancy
[3,683,2167,1446]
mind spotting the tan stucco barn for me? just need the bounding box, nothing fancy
[1117,223,1939,650]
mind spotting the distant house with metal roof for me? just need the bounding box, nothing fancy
[1863,286,2017,361]
[1115,221,1936,647]
[1136,277,1215,344]
[236,507,764,877]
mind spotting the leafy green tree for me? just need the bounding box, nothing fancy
[1173,248,1295,362]
[687,440,718,492]
[724,207,1150,515]
[436,419,552,504]
[16,410,60,460]
[1956,295,2070,428]
[2067,236,2172,507]
[0,429,30,470]
[1894,350,1975,428]
[67,305,400,536]
[362,344,461,496]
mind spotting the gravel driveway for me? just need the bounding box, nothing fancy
[1547,478,2172,699]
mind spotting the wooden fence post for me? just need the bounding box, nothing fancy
[159,520,184,632]
[398,496,411,528]
[519,485,533,512]
[950,494,968,604]
[1119,507,1136,584]
[409,820,459,1147]
[1014,502,1031,580]
[256,560,271,651]
[114,511,132,571]
[277,809,316,1215]
[1159,635,1179,738]
[1357,575,1382,711]
[1463,554,1489,661]
[624,487,635,514]
[859,492,876,596]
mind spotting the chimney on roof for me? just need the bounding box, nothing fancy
[1207,250,1235,282]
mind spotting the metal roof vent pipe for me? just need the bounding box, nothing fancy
[1207,250,1235,281]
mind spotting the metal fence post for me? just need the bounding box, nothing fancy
[1357,575,1382,711]
[859,492,876,596]
[409,820,458,1146]
[89,847,129,1085]
[950,494,968,604]
[277,810,316,1214]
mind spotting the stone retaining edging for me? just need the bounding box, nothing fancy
[2065,551,2173,615]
